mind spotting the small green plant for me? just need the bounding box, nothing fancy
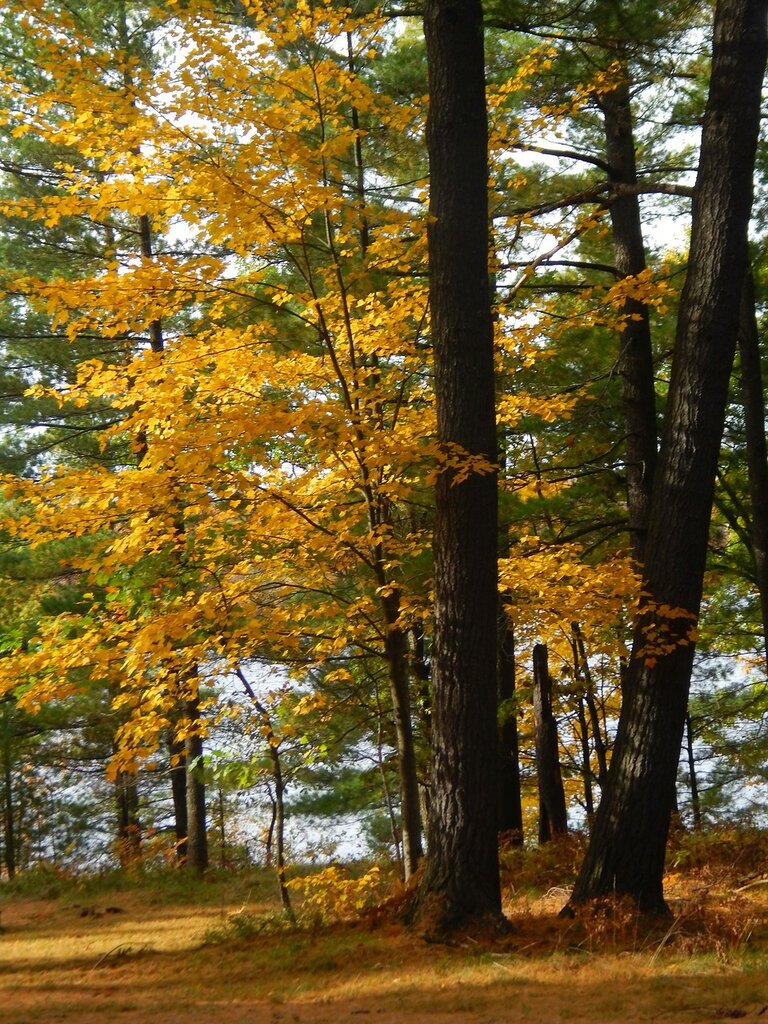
[204,910,268,944]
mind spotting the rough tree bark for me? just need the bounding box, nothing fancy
[570,0,768,912]
[416,0,502,930]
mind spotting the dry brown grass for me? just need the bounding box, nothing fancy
[0,847,767,1024]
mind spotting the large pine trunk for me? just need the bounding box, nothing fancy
[571,0,768,912]
[416,0,502,929]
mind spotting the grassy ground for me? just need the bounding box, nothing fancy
[1,836,767,1024]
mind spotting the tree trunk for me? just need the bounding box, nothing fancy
[374,676,405,876]
[532,644,568,842]
[382,595,424,879]
[217,787,227,870]
[737,270,768,670]
[416,0,502,930]
[497,607,523,841]
[600,68,658,563]
[571,623,609,793]
[685,713,702,829]
[576,697,594,821]
[235,669,292,915]
[115,768,141,868]
[2,748,15,880]
[184,687,208,874]
[570,0,767,912]
[168,729,188,861]
[264,787,276,868]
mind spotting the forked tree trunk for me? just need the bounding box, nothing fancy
[570,0,767,912]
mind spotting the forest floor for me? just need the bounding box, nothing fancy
[2,839,768,1024]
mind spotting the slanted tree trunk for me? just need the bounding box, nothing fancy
[570,0,768,912]
[416,0,502,930]
[532,644,568,842]
[737,270,768,670]
[600,65,658,563]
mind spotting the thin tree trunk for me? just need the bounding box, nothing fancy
[115,767,141,868]
[235,669,293,917]
[217,787,227,870]
[3,749,15,880]
[600,67,657,562]
[409,624,432,744]
[168,729,188,861]
[576,697,594,821]
[685,713,702,829]
[572,623,608,787]
[737,270,768,670]
[497,607,523,841]
[264,787,276,868]
[374,678,404,876]
[570,0,767,912]
[381,596,424,879]
[184,686,208,874]
[532,644,568,842]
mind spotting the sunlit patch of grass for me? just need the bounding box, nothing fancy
[0,862,766,1024]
